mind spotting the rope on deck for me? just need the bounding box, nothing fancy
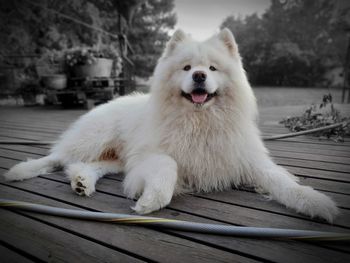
[0,121,348,145]
[262,121,348,141]
[0,199,349,241]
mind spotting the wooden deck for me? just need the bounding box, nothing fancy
[0,104,349,263]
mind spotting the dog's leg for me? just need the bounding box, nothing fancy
[4,154,62,181]
[123,153,178,214]
[66,161,121,196]
[250,156,339,223]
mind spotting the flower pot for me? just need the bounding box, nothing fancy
[72,58,113,77]
[42,74,67,90]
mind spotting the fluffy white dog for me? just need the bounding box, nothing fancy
[5,29,338,222]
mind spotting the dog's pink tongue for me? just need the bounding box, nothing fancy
[191,93,208,104]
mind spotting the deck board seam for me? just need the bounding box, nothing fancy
[0,240,42,263]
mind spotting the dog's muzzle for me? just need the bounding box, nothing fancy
[181,71,217,104]
[181,86,217,104]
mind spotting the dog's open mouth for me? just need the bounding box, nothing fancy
[181,89,217,104]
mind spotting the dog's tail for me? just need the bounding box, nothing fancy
[4,154,61,181]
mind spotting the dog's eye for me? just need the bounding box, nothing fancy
[209,66,217,71]
[183,65,191,71]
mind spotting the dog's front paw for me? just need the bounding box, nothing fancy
[291,186,339,223]
[132,188,172,214]
[66,164,95,196]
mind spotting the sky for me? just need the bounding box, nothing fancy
[173,0,271,40]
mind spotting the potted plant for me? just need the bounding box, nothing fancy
[65,45,122,78]
[36,49,67,90]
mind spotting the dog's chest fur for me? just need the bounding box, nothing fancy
[158,110,246,193]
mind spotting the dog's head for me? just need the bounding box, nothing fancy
[151,29,256,116]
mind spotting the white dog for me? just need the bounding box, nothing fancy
[4,29,338,222]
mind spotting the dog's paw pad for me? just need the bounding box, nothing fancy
[75,187,83,195]
[70,175,95,197]
[76,181,86,188]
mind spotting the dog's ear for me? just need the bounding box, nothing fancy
[218,28,238,55]
[163,29,187,57]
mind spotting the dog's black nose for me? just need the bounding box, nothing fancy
[192,71,207,83]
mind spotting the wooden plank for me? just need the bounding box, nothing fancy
[194,188,350,216]
[0,120,65,131]
[0,209,143,263]
[283,165,350,183]
[0,126,61,135]
[265,141,350,153]
[274,157,350,173]
[298,177,350,195]
[0,145,49,156]
[0,120,68,131]
[0,114,79,124]
[283,137,350,146]
[0,136,50,151]
[0,149,43,160]
[270,150,350,165]
[1,179,348,263]
[266,144,350,157]
[269,137,350,147]
[0,244,35,263]
[0,130,57,141]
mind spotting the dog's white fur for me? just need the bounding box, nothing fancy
[4,29,338,222]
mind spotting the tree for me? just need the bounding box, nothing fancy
[128,0,176,77]
[221,0,349,87]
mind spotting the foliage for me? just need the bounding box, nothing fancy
[65,46,121,67]
[221,0,349,86]
[280,94,350,141]
[128,0,177,77]
[0,1,117,57]
[0,0,176,79]
[16,83,44,95]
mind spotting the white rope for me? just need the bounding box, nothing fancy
[262,121,348,141]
